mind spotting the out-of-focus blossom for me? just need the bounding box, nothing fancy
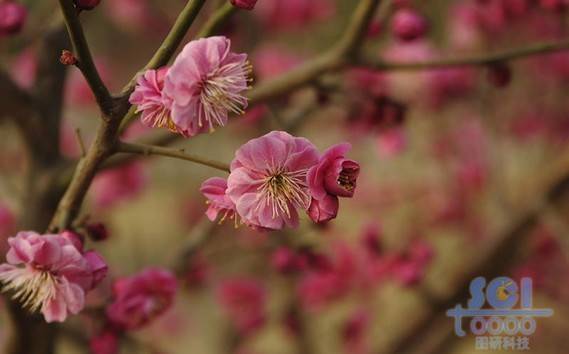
[200,177,237,223]
[106,268,177,330]
[271,247,305,274]
[0,203,15,238]
[252,46,302,81]
[230,0,258,10]
[89,330,119,354]
[346,68,387,98]
[66,60,112,107]
[129,67,174,133]
[307,143,360,223]
[105,0,156,32]
[10,48,36,89]
[227,131,319,230]
[539,0,569,11]
[376,127,407,158]
[0,1,27,36]
[255,0,335,31]
[0,231,107,322]
[162,36,250,137]
[342,310,370,354]
[217,278,266,335]
[74,0,101,11]
[427,67,476,108]
[360,223,383,258]
[391,8,428,42]
[448,3,483,51]
[91,162,146,208]
[349,95,406,133]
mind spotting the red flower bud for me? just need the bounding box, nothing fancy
[74,0,102,11]
[230,0,258,11]
[60,50,78,66]
[391,9,428,42]
[0,2,27,36]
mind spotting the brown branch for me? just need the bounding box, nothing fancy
[381,148,569,354]
[50,0,210,231]
[58,0,113,115]
[116,141,231,172]
[363,39,569,71]
[120,0,208,96]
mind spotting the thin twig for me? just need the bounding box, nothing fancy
[120,0,208,96]
[363,39,569,71]
[58,0,112,115]
[74,128,86,157]
[116,142,230,172]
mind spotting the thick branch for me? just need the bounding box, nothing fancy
[117,142,230,172]
[58,0,112,114]
[364,39,569,71]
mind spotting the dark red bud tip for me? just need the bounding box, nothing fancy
[230,0,258,10]
[60,50,78,66]
[487,62,512,88]
[86,222,109,241]
[73,0,102,11]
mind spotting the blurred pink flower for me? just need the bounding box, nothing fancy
[271,247,305,274]
[342,310,370,354]
[0,231,107,322]
[106,267,177,330]
[91,162,146,208]
[255,0,335,31]
[391,8,428,42]
[376,127,407,158]
[200,177,237,223]
[0,1,27,36]
[89,330,119,354]
[252,46,302,81]
[105,0,155,32]
[129,67,175,132]
[66,60,112,107]
[10,48,36,89]
[307,143,360,223]
[163,36,250,137]
[346,67,388,97]
[0,203,15,238]
[227,131,319,230]
[217,278,266,335]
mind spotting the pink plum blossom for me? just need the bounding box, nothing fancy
[129,67,175,133]
[200,177,237,223]
[307,143,360,223]
[217,278,266,335]
[91,162,146,208]
[227,131,319,230]
[0,231,107,322]
[106,267,177,330]
[161,36,251,137]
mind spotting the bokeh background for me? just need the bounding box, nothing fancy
[1,0,569,353]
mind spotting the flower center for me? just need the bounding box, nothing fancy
[338,167,357,191]
[198,61,252,131]
[258,168,310,219]
[0,266,58,312]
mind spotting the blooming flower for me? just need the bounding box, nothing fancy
[0,1,27,36]
[129,67,175,133]
[216,278,266,335]
[307,143,360,223]
[106,267,177,330]
[227,131,319,230]
[162,36,251,137]
[200,177,237,223]
[0,231,107,322]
